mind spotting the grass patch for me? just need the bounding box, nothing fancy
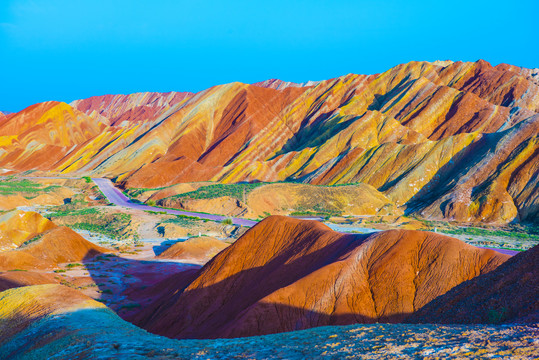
[0,179,60,196]
[170,182,268,202]
[50,209,136,241]
[49,207,100,217]
[20,233,44,248]
[444,227,539,241]
[65,263,83,268]
[163,214,209,227]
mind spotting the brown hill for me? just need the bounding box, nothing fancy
[133,216,509,338]
[410,244,539,324]
[0,218,109,271]
[157,236,229,263]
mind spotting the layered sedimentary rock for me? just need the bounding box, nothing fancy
[134,216,509,338]
[0,60,537,223]
[411,244,539,324]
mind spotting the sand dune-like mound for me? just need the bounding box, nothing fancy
[0,210,56,251]
[410,244,539,324]
[135,216,509,338]
[0,225,109,271]
[157,236,229,263]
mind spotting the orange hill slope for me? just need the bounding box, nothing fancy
[157,236,230,263]
[133,216,509,338]
[0,211,108,271]
[0,60,538,223]
[0,210,56,251]
[410,244,539,324]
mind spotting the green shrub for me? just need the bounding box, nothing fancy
[221,218,233,225]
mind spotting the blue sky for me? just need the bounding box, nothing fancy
[1,0,537,113]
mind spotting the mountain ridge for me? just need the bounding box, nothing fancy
[0,59,537,224]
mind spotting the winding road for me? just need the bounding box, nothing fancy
[92,178,520,256]
[92,178,257,227]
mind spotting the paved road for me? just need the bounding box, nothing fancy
[92,178,257,227]
[92,178,520,256]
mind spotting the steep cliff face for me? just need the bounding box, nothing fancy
[133,216,509,338]
[0,60,537,223]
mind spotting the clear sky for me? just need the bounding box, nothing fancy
[1,0,538,113]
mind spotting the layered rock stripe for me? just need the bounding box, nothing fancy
[0,60,537,224]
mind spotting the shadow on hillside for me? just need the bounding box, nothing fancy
[79,250,200,319]
[125,231,397,339]
[152,239,186,256]
[403,131,506,216]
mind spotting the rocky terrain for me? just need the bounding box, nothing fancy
[0,60,538,224]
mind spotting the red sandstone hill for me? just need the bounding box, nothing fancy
[410,244,539,324]
[1,60,537,224]
[133,216,509,338]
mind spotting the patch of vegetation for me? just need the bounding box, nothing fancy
[50,208,136,241]
[60,279,76,288]
[221,218,233,225]
[145,210,167,215]
[7,269,27,272]
[20,233,44,248]
[444,227,539,242]
[163,214,209,227]
[83,176,92,183]
[290,203,342,218]
[49,207,100,217]
[488,307,507,324]
[125,185,172,198]
[66,263,83,268]
[0,179,60,196]
[171,182,268,202]
[54,269,67,273]
[119,303,141,311]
